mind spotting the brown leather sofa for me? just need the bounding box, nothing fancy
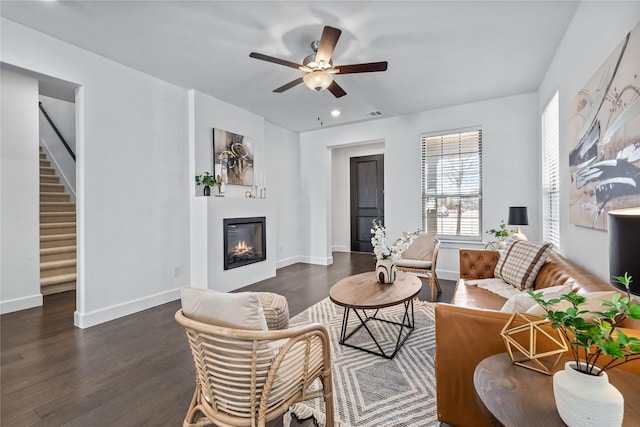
[435,249,640,427]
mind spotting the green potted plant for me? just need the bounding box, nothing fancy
[195,172,218,196]
[529,273,640,427]
[486,220,514,241]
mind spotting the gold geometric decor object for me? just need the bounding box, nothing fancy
[500,312,568,375]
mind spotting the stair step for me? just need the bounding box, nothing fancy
[41,258,76,269]
[40,152,46,159]
[40,233,76,248]
[40,222,76,235]
[40,245,76,263]
[40,202,75,213]
[40,192,70,202]
[40,175,60,184]
[41,273,76,294]
[40,212,76,223]
[40,260,76,278]
[40,159,50,167]
[41,272,76,285]
[40,183,65,193]
[40,166,55,175]
[41,282,76,295]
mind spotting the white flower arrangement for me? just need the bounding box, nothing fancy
[370,219,419,261]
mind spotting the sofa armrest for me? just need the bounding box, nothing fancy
[459,249,500,280]
[435,303,512,427]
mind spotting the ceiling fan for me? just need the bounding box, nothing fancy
[249,25,388,98]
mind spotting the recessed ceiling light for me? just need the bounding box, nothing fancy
[331,110,341,117]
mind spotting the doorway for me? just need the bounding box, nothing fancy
[350,154,384,252]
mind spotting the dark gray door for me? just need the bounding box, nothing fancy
[350,154,384,252]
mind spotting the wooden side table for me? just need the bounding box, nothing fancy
[329,271,422,359]
[473,353,640,426]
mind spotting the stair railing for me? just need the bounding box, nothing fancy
[38,102,76,162]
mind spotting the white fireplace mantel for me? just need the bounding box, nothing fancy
[190,196,276,292]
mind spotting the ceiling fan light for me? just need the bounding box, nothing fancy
[303,71,333,91]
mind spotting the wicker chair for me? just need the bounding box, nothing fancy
[396,234,442,301]
[175,305,335,427]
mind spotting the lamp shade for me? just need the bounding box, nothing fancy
[508,206,529,226]
[303,71,333,91]
[608,207,640,296]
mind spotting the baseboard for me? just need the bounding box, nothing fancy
[0,293,43,314]
[297,255,334,266]
[332,245,350,252]
[74,287,180,329]
[276,255,303,269]
[437,269,459,281]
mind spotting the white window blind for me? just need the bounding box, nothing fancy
[542,92,560,248]
[421,128,482,239]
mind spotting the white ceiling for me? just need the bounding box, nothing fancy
[0,1,579,132]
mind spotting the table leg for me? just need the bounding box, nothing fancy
[338,299,416,359]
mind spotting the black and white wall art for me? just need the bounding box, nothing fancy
[569,22,640,230]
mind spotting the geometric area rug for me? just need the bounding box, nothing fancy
[283,297,438,427]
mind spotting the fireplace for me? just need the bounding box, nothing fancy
[223,217,266,270]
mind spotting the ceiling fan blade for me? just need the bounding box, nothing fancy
[273,77,304,93]
[335,61,388,74]
[250,52,302,69]
[327,81,347,98]
[315,26,342,65]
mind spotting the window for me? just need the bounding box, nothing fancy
[542,92,560,248]
[421,128,482,239]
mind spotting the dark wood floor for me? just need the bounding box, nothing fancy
[1,252,456,426]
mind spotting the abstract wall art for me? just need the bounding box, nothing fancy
[213,128,254,186]
[568,22,640,230]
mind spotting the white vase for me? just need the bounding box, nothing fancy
[553,361,624,427]
[375,259,396,284]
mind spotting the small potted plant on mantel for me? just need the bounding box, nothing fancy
[529,273,640,427]
[195,172,222,196]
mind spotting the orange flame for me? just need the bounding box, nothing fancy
[233,241,252,255]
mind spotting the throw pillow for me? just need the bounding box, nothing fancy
[494,240,553,291]
[400,232,436,261]
[500,283,573,313]
[181,286,268,331]
[526,290,620,321]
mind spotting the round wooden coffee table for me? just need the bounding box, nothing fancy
[329,271,422,359]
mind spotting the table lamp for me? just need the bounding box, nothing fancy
[608,207,640,296]
[508,206,529,241]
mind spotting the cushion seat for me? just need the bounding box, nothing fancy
[395,259,432,269]
[396,232,441,301]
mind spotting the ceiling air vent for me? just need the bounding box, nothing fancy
[367,111,383,117]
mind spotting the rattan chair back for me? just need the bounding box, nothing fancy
[175,310,334,427]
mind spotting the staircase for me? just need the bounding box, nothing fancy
[39,147,77,295]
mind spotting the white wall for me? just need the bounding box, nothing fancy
[1,19,190,327]
[331,141,385,252]
[537,3,640,280]
[265,121,302,268]
[300,93,540,279]
[0,68,43,314]
[39,94,76,199]
[190,90,266,199]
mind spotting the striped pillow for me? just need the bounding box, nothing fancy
[494,240,552,291]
